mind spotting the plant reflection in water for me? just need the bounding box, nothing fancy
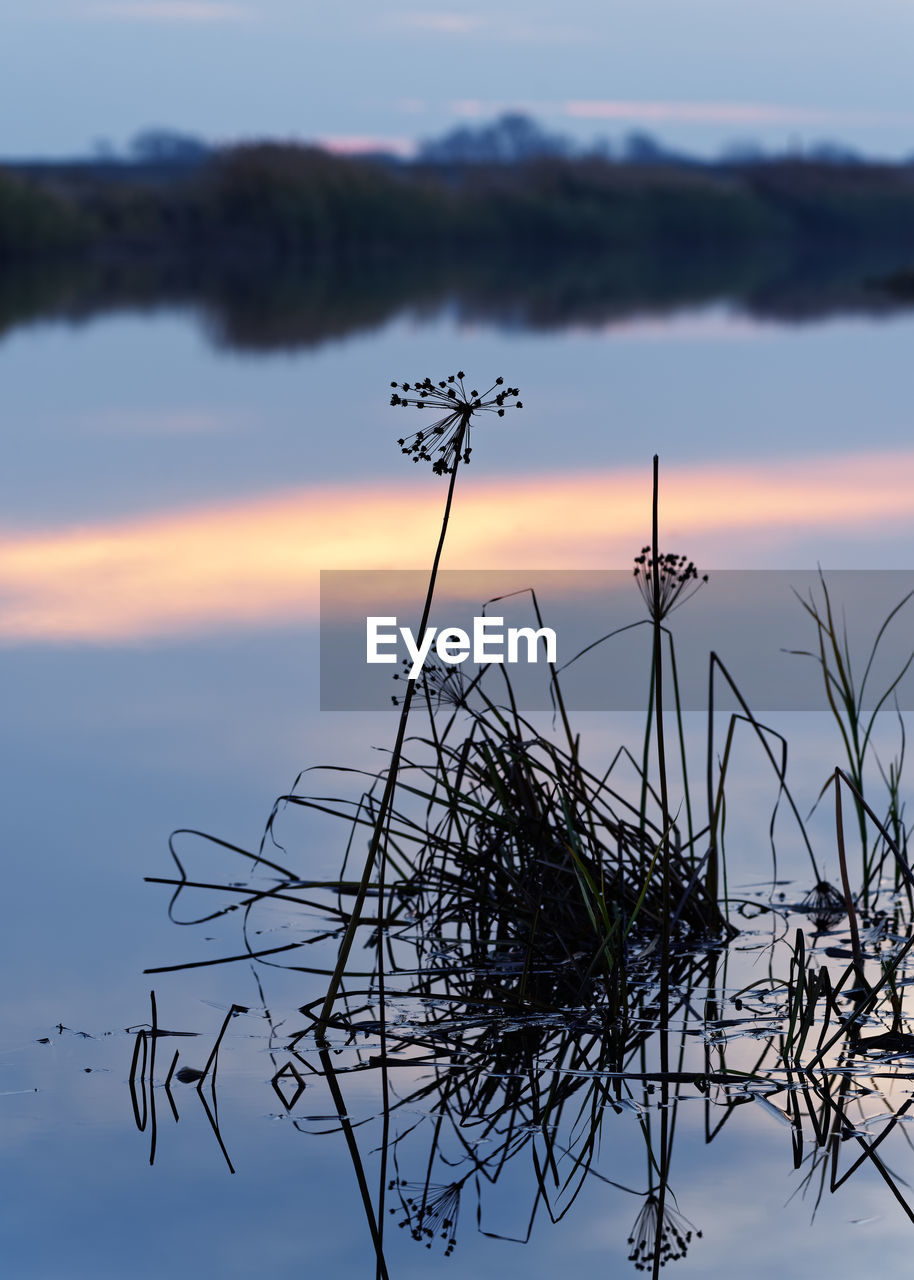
[136,438,914,1275]
[136,657,914,1274]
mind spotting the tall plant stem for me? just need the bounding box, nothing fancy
[650,458,673,1280]
[320,1047,390,1280]
[315,430,466,1038]
[639,649,656,863]
[651,455,672,968]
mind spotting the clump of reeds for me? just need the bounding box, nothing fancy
[144,376,914,1276]
[363,656,731,1010]
[789,571,914,908]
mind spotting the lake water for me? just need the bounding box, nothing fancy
[4,254,914,1277]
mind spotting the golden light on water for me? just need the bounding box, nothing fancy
[2,450,913,643]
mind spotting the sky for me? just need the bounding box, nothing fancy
[2,0,914,160]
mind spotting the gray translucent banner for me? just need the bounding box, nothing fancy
[319,569,914,712]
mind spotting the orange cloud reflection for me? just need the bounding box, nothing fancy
[3,451,913,643]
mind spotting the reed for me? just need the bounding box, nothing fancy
[789,571,914,905]
[143,378,914,1274]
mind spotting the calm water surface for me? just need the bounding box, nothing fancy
[3,273,914,1277]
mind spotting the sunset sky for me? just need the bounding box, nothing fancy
[2,0,914,159]
[6,8,914,1275]
[3,296,913,645]
[4,451,914,643]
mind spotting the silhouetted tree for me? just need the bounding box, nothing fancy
[130,129,211,164]
[419,113,572,164]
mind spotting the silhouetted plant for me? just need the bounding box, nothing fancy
[391,372,521,474]
[627,1193,701,1272]
[143,390,914,1276]
[789,572,914,906]
[315,374,520,1040]
[633,548,707,621]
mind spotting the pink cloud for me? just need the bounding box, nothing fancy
[451,99,489,118]
[391,14,581,42]
[316,135,417,158]
[563,99,914,127]
[391,12,486,35]
[86,1,251,22]
[396,98,427,116]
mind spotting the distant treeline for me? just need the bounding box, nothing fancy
[4,144,914,261]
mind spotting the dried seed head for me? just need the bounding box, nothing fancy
[633,548,708,620]
[389,373,522,475]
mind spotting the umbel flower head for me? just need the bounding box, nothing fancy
[627,1193,701,1270]
[801,878,846,931]
[388,1177,461,1256]
[633,549,708,621]
[390,372,522,476]
[391,657,472,711]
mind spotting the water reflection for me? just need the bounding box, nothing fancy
[8,450,914,642]
[1,240,913,354]
[132,905,914,1275]
[135,633,914,1276]
[128,991,242,1174]
[6,240,914,1278]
